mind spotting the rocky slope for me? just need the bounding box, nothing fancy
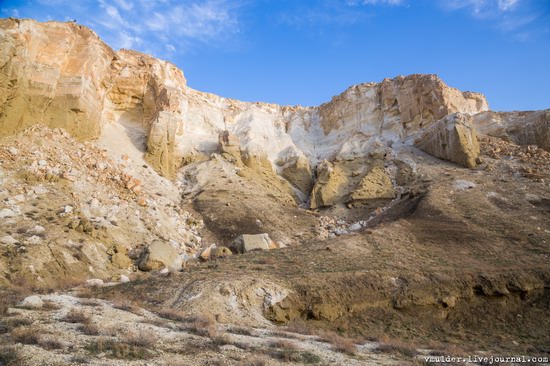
[1,18,549,365]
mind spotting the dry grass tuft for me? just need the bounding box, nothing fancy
[79,298,101,307]
[0,345,26,366]
[11,327,40,345]
[178,315,218,338]
[78,322,100,336]
[157,308,187,322]
[62,308,90,324]
[122,330,157,348]
[38,336,64,350]
[227,326,254,336]
[3,317,33,332]
[112,300,143,315]
[375,340,418,358]
[85,337,153,360]
[244,356,268,366]
[268,340,300,350]
[317,332,357,355]
[211,334,232,347]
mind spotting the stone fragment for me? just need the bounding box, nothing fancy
[0,208,16,218]
[86,279,104,287]
[19,295,43,309]
[138,240,183,272]
[228,233,273,254]
[0,235,18,245]
[454,180,476,190]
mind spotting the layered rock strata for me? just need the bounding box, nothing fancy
[3,18,547,210]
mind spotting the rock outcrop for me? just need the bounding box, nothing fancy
[415,113,480,168]
[4,18,548,210]
[473,109,550,151]
[0,18,113,140]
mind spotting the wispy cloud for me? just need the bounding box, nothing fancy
[441,0,520,17]
[3,0,245,57]
[439,0,546,41]
[279,0,405,28]
[347,0,403,5]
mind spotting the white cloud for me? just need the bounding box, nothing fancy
[116,30,141,49]
[497,0,519,11]
[441,0,521,16]
[361,0,403,5]
[113,0,133,11]
[25,0,242,57]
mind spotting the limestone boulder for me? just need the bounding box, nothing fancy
[281,155,313,194]
[309,160,349,209]
[19,295,43,309]
[107,244,132,269]
[350,166,395,201]
[138,240,183,271]
[228,234,273,254]
[415,113,480,168]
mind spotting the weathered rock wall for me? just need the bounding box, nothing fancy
[8,19,547,208]
[0,18,114,140]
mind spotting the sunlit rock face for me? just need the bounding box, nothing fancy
[1,18,494,204]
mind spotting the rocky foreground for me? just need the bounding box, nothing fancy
[0,18,549,365]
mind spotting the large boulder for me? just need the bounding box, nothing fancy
[138,240,183,271]
[228,234,274,254]
[281,155,314,194]
[350,165,395,201]
[415,113,480,168]
[107,244,132,269]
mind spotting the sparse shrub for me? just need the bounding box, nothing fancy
[301,352,322,364]
[268,340,299,350]
[376,341,418,358]
[38,336,64,350]
[317,332,356,355]
[112,300,142,315]
[157,308,187,322]
[0,287,31,317]
[42,300,62,310]
[62,309,90,324]
[69,355,90,364]
[11,327,40,345]
[0,345,26,366]
[268,349,303,363]
[79,298,101,307]
[179,315,217,338]
[268,330,300,339]
[3,318,33,332]
[227,326,253,336]
[268,349,321,364]
[78,322,100,336]
[85,337,152,360]
[244,357,267,366]
[122,330,157,348]
[211,334,231,347]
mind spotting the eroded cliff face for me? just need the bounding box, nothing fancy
[0,18,114,140]
[4,18,547,211]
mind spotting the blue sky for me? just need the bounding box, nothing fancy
[2,0,549,111]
